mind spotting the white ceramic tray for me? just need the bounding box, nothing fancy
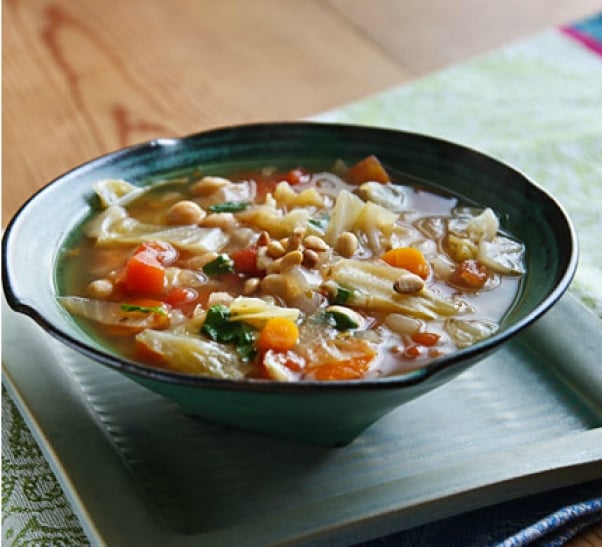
[3,293,602,546]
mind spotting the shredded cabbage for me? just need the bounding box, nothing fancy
[228,297,300,329]
[322,259,459,319]
[324,190,398,252]
[445,318,498,348]
[478,236,525,275]
[93,179,145,208]
[136,328,251,378]
[87,205,229,252]
[59,296,168,328]
[357,182,405,212]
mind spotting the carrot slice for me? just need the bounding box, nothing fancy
[381,247,429,279]
[306,338,377,381]
[411,331,441,346]
[311,357,372,381]
[256,317,299,352]
[346,155,391,185]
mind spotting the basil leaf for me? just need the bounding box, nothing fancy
[201,305,257,361]
[333,286,353,305]
[208,201,250,213]
[120,303,167,316]
[201,305,231,340]
[323,310,359,331]
[308,217,329,232]
[203,254,234,276]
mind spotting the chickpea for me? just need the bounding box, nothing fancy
[201,212,238,229]
[87,278,113,299]
[166,200,205,225]
[190,176,231,196]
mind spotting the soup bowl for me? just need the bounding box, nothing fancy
[2,122,577,446]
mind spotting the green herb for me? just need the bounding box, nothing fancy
[203,254,234,276]
[333,286,353,305]
[208,201,250,213]
[201,305,257,361]
[120,303,167,316]
[308,217,329,232]
[323,310,359,331]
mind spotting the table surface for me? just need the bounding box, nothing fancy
[3,1,602,545]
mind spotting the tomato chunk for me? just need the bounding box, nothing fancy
[124,251,165,295]
[283,168,308,186]
[230,247,261,277]
[165,287,198,306]
[134,241,178,265]
[346,155,391,185]
[450,259,489,289]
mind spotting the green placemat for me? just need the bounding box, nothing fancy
[3,20,602,546]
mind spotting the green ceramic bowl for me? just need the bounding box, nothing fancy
[2,122,577,446]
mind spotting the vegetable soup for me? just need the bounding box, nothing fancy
[58,155,525,381]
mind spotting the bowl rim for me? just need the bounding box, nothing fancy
[2,121,579,393]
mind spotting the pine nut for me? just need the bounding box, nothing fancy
[243,277,261,295]
[267,240,285,259]
[286,228,306,251]
[335,231,358,258]
[280,250,303,272]
[302,248,321,269]
[303,235,329,252]
[393,273,425,294]
[257,231,271,246]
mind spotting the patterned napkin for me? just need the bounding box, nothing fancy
[3,11,602,547]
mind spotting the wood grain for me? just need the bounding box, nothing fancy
[2,0,407,223]
[327,0,602,74]
[568,519,602,547]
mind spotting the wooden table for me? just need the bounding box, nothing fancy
[4,0,601,224]
[3,1,602,544]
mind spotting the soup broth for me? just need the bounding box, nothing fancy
[58,156,525,381]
